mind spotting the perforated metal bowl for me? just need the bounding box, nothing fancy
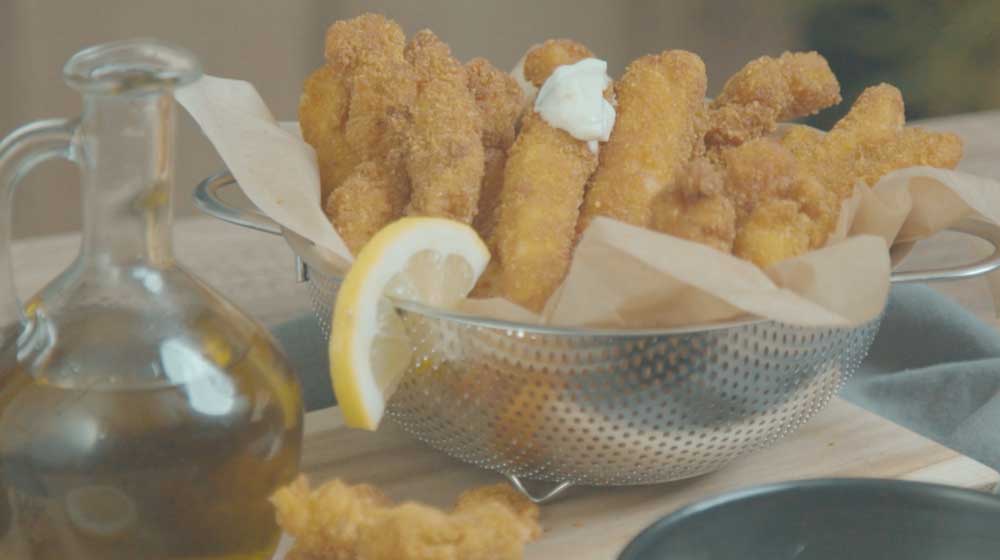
[196,171,1000,502]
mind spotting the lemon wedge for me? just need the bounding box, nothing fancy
[330,217,490,430]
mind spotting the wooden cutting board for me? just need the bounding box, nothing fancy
[274,398,998,559]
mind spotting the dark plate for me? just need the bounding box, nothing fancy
[619,478,1000,560]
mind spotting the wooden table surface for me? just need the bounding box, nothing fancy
[10,111,1000,558]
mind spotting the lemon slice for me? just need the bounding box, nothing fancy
[330,217,490,430]
[65,485,137,540]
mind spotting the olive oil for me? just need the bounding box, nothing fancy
[0,38,305,560]
[0,325,302,560]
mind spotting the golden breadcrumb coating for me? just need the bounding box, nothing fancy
[475,41,600,307]
[649,157,736,253]
[707,51,841,148]
[579,50,708,233]
[321,13,415,251]
[324,161,400,254]
[299,66,360,203]
[523,39,595,88]
[272,477,540,560]
[465,57,524,241]
[734,199,813,268]
[271,476,388,560]
[720,139,838,266]
[491,112,598,310]
[403,30,485,223]
[782,83,963,202]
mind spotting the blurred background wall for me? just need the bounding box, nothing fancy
[1,0,997,238]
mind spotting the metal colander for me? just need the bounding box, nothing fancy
[196,171,1000,502]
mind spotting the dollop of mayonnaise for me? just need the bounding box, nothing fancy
[533,58,615,154]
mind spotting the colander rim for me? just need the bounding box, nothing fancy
[282,227,806,337]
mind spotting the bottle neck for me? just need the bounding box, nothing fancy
[78,91,175,268]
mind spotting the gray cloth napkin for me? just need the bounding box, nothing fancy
[270,284,1000,470]
[842,284,1000,471]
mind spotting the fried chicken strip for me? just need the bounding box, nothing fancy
[649,158,736,252]
[782,83,963,202]
[465,57,524,241]
[522,39,595,88]
[490,112,599,310]
[734,199,814,268]
[299,66,360,203]
[719,139,837,266]
[579,51,708,234]
[476,39,599,309]
[272,476,388,560]
[325,162,400,254]
[706,51,841,148]
[272,476,541,560]
[404,30,485,222]
[322,14,416,252]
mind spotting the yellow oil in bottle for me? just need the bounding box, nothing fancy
[0,311,303,560]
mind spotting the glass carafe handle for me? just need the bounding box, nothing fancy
[0,118,78,333]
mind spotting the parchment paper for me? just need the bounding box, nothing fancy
[176,76,1000,329]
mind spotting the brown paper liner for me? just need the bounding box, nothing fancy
[177,77,1000,330]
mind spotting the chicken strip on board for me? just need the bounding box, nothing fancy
[322,13,416,253]
[579,51,708,234]
[271,476,389,560]
[299,65,360,204]
[272,476,540,560]
[706,51,841,149]
[361,490,539,560]
[466,57,525,242]
[404,30,485,222]
[781,83,963,202]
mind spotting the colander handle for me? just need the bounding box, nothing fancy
[193,170,282,235]
[890,219,1000,283]
[505,475,573,504]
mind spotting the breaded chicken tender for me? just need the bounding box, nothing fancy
[477,40,602,310]
[272,476,389,560]
[707,51,841,148]
[649,158,736,252]
[523,39,594,88]
[719,139,837,266]
[782,83,963,201]
[272,476,541,560]
[579,51,708,233]
[453,484,541,539]
[490,112,599,311]
[734,199,814,267]
[299,66,360,203]
[404,30,485,222]
[325,162,400,254]
[465,57,524,241]
[322,14,416,251]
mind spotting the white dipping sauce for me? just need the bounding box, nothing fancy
[533,58,615,153]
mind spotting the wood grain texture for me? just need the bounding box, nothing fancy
[276,399,996,560]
